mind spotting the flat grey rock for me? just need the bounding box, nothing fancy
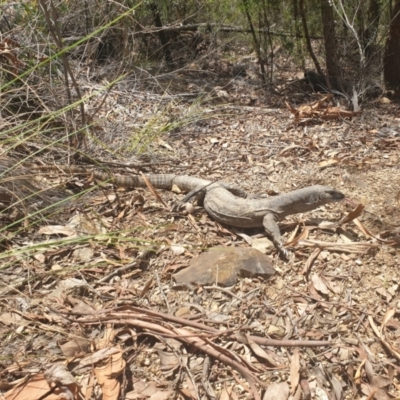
[173,247,275,288]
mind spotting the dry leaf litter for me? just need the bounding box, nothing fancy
[1,58,400,400]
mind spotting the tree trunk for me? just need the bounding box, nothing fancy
[320,0,340,89]
[293,0,305,70]
[363,0,381,56]
[150,2,173,65]
[241,0,266,84]
[384,0,400,98]
[299,0,323,76]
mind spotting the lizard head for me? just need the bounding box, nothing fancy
[272,185,345,218]
[307,186,345,205]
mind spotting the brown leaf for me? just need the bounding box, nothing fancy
[368,316,382,339]
[5,375,55,400]
[262,382,289,400]
[308,282,324,300]
[220,386,239,400]
[38,225,76,236]
[299,379,311,400]
[286,225,309,246]
[299,239,378,254]
[365,360,375,380]
[319,158,340,168]
[95,349,126,400]
[302,248,321,275]
[97,327,117,349]
[155,347,180,377]
[59,338,90,358]
[79,348,121,367]
[147,391,174,400]
[370,375,392,389]
[244,334,280,367]
[337,204,364,226]
[311,274,329,295]
[321,276,342,294]
[330,375,343,400]
[354,358,367,384]
[361,383,389,400]
[0,312,23,326]
[84,371,95,400]
[382,309,395,330]
[140,277,154,298]
[315,386,330,399]
[353,218,374,238]
[376,287,392,302]
[127,379,158,397]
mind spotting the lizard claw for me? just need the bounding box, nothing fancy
[171,204,177,212]
[172,201,196,215]
[275,242,292,260]
[281,248,294,261]
[172,202,185,212]
[280,248,291,259]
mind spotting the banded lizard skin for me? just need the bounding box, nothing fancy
[33,166,345,257]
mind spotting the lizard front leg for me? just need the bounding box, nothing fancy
[178,187,207,205]
[172,186,208,212]
[262,213,290,259]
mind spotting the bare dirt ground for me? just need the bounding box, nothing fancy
[2,57,400,400]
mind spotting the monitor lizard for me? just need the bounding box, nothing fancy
[32,166,345,257]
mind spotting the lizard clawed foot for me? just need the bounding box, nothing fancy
[281,249,294,261]
[275,242,293,261]
[172,201,187,212]
[172,201,196,214]
[173,188,205,212]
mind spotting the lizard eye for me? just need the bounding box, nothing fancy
[307,193,320,204]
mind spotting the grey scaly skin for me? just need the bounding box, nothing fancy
[197,184,344,258]
[31,168,249,199]
[31,167,345,257]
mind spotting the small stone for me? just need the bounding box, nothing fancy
[175,307,191,317]
[72,247,94,262]
[266,324,285,338]
[185,203,195,214]
[170,245,185,255]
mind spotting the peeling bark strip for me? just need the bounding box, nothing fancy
[53,305,334,348]
[52,305,336,400]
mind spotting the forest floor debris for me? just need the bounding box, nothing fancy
[1,59,400,400]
